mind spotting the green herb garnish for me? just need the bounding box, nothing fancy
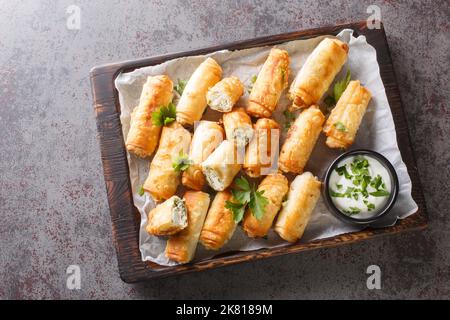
[335,165,352,179]
[369,190,390,197]
[247,75,258,94]
[370,174,383,190]
[152,102,176,126]
[280,68,286,83]
[172,150,192,172]
[283,109,296,130]
[363,200,375,211]
[174,79,187,95]
[344,206,361,215]
[334,121,347,132]
[336,183,343,189]
[225,176,269,223]
[324,70,351,107]
[138,185,145,196]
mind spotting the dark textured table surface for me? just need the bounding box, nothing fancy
[0,0,448,299]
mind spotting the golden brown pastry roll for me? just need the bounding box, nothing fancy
[201,140,242,191]
[247,48,290,118]
[278,106,325,174]
[222,107,254,147]
[199,190,237,250]
[244,118,280,177]
[146,196,187,236]
[289,38,348,109]
[274,172,321,243]
[207,76,244,112]
[182,121,224,191]
[143,122,191,201]
[126,75,173,157]
[165,191,210,263]
[242,174,289,238]
[323,80,372,149]
[176,58,222,125]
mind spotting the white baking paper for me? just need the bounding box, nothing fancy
[115,29,418,266]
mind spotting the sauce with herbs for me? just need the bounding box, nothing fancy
[328,155,391,218]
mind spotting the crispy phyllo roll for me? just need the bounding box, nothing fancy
[176,58,222,125]
[323,80,372,149]
[247,48,290,118]
[200,190,237,250]
[201,140,242,191]
[146,196,187,236]
[289,38,348,110]
[244,118,280,177]
[242,174,289,238]
[143,122,191,201]
[182,121,224,190]
[223,107,254,147]
[274,172,321,243]
[207,76,244,112]
[165,191,210,263]
[278,106,325,174]
[126,75,173,157]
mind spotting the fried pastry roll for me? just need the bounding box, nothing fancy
[143,122,191,201]
[126,75,173,157]
[247,48,290,118]
[146,196,187,236]
[207,76,244,112]
[200,190,237,250]
[289,38,348,110]
[244,118,280,177]
[165,191,210,263]
[323,80,372,149]
[182,121,224,191]
[242,174,289,238]
[274,172,321,243]
[176,57,222,125]
[278,106,325,174]
[201,140,242,191]
[222,107,254,147]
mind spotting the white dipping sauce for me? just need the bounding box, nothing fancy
[328,155,392,219]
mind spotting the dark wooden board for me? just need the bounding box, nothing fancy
[90,21,428,283]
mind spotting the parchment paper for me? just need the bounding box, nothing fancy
[115,29,418,266]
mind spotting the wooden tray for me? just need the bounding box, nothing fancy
[90,21,427,283]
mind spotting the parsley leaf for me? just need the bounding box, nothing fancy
[335,165,352,179]
[334,121,347,132]
[225,200,246,223]
[363,200,375,211]
[138,185,145,196]
[369,190,390,197]
[226,176,268,223]
[333,69,351,102]
[344,206,361,215]
[152,102,176,126]
[323,70,351,107]
[174,79,187,95]
[283,109,296,130]
[249,190,269,221]
[172,150,192,172]
[247,75,257,94]
[370,174,383,190]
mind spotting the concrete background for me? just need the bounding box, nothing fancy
[0,0,448,299]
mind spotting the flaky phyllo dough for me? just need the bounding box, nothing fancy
[247,48,290,118]
[125,75,173,157]
[289,38,348,109]
[323,80,372,149]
